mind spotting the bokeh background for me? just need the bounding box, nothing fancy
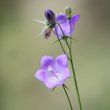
[0,0,110,110]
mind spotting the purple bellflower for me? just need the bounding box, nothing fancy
[53,13,80,38]
[34,54,70,89]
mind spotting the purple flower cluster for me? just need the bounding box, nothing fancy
[43,9,80,39]
[35,7,80,89]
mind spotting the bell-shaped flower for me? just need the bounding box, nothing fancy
[35,54,70,89]
[53,14,80,39]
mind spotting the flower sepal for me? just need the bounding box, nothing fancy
[61,36,72,40]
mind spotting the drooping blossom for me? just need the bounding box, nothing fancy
[53,14,80,38]
[34,54,70,89]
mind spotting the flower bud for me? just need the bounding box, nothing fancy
[43,27,52,39]
[44,9,56,27]
[65,6,72,19]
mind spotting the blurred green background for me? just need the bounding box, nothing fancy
[0,0,110,110]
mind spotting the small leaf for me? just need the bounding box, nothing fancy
[63,84,70,90]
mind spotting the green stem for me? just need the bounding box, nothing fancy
[69,20,72,48]
[69,46,83,110]
[54,27,70,60]
[57,24,71,60]
[58,23,83,110]
[69,19,83,110]
[63,84,73,110]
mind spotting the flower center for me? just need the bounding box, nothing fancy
[48,66,53,71]
[47,66,58,78]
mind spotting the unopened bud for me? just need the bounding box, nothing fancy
[44,9,56,27]
[43,27,52,39]
[65,6,72,19]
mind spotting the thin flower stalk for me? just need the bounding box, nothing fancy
[54,27,74,110]
[57,23,83,110]
[69,19,83,110]
[54,27,70,60]
[63,84,74,110]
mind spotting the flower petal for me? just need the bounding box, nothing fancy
[62,67,70,78]
[40,56,54,69]
[56,14,67,23]
[53,14,71,38]
[44,67,70,89]
[70,14,80,34]
[44,76,64,88]
[34,69,46,82]
[71,14,80,25]
[56,54,67,67]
